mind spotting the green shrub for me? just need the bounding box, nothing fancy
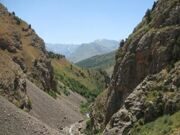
[80,101,90,114]
[48,90,57,99]
[63,89,70,96]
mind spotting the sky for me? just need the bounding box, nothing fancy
[0,0,154,44]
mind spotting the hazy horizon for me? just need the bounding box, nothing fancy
[0,0,154,44]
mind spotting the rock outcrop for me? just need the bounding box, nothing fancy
[0,3,57,109]
[0,53,31,111]
[90,0,180,134]
[104,62,180,134]
[0,3,57,95]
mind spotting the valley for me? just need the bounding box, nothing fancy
[0,0,180,135]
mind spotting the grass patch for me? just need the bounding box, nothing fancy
[80,101,90,114]
[131,111,180,135]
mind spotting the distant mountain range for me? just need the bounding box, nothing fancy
[46,39,119,63]
[45,43,80,57]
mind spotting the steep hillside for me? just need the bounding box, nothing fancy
[90,0,180,134]
[0,96,62,135]
[51,55,109,101]
[68,39,118,63]
[76,51,116,76]
[0,3,56,100]
[0,3,87,135]
[27,80,85,130]
[0,3,58,112]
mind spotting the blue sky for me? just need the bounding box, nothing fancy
[1,0,154,44]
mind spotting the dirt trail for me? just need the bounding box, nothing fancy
[0,96,62,135]
[27,80,85,131]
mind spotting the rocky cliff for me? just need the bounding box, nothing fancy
[0,3,56,109]
[91,0,180,134]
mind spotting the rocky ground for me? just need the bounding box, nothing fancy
[27,80,85,131]
[63,121,87,135]
[0,80,87,135]
[0,96,63,135]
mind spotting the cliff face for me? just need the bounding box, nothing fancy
[0,3,56,109]
[91,0,180,134]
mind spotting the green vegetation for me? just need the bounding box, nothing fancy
[48,51,65,59]
[80,101,90,114]
[76,51,116,76]
[146,90,159,102]
[152,1,158,10]
[55,69,101,101]
[131,111,180,135]
[85,119,103,135]
[52,58,107,101]
[27,98,32,111]
[63,88,70,96]
[145,9,151,23]
[47,90,57,99]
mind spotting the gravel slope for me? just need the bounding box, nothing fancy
[27,80,85,131]
[0,96,62,135]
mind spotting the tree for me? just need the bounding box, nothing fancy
[145,9,151,23]
[70,64,73,70]
[28,24,31,29]
[119,39,125,48]
[12,11,15,16]
[152,1,157,10]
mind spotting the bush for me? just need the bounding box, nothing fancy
[48,90,57,99]
[80,101,90,114]
[63,89,70,96]
[27,98,32,110]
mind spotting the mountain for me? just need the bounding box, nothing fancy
[0,3,57,111]
[89,0,180,134]
[46,39,119,63]
[76,50,116,76]
[0,3,108,134]
[46,43,80,57]
[68,39,119,63]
